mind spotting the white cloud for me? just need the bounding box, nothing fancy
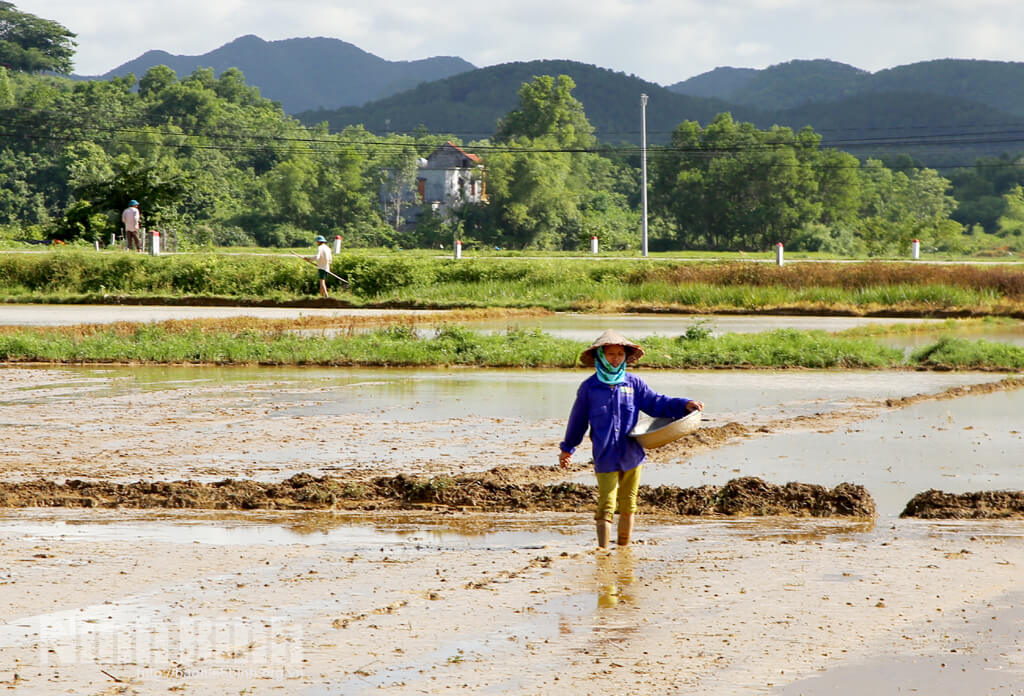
[13,0,1024,81]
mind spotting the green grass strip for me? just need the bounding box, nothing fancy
[0,325,921,369]
[911,336,1024,370]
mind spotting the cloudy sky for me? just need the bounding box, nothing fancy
[18,0,1024,84]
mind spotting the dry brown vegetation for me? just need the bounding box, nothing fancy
[643,262,1024,297]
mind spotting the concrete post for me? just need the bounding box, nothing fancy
[455,240,462,259]
[775,242,784,267]
[591,236,599,254]
[912,238,920,260]
[150,229,161,256]
[334,235,342,254]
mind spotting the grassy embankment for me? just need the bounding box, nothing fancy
[1,317,1023,370]
[2,251,1024,315]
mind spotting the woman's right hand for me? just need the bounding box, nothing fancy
[558,450,572,469]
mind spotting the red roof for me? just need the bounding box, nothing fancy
[446,141,481,163]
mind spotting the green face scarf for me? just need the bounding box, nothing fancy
[595,347,627,385]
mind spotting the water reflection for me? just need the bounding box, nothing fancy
[596,548,637,609]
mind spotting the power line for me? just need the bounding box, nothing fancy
[1,106,1024,171]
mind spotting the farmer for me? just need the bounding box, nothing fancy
[121,200,141,251]
[311,235,332,298]
[558,329,703,549]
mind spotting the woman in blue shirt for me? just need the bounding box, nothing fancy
[559,330,703,549]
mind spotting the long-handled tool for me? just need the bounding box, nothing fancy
[289,250,349,285]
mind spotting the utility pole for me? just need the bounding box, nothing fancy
[641,93,649,258]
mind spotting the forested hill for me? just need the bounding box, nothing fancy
[296,57,1024,164]
[74,35,476,113]
[296,60,762,143]
[670,58,1024,118]
[776,91,1022,167]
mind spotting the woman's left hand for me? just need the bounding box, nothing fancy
[687,400,704,412]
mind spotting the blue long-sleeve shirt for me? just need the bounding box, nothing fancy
[559,373,692,473]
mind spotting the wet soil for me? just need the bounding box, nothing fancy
[0,471,875,518]
[2,366,1021,518]
[902,489,1024,518]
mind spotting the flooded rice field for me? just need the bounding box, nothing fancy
[0,364,1013,493]
[3,322,1024,692]
[2,505,1024,694]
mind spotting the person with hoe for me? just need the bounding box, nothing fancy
[311,235,332,298]
[559,330,703,549]
[121,200,141,251]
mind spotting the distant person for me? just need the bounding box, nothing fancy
[121,200,141,251]
[311,235,332,298]
[558,330,703,550]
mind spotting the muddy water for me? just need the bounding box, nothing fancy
[8,304,1024,346]
[459,312,947,340]
[2,363,1003,423]
[0,304,436,326]
[640,387,1024,517]
[2,363,1013,490]
[3,508,1023,695]
[0,510,583,555]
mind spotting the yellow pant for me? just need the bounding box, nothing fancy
[594,466,642,522]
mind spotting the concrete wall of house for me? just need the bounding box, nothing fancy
[378,144,484,224]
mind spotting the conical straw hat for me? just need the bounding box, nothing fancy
[578,329,645,367]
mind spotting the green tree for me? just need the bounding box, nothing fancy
[650,114,824,251]
[138,65,177,99]
[470,74,629,249]
[0,2,76,74]
[857,159,961,254]
[997,185,1024,237]
[0,66,13,106]
[494,74,594,149]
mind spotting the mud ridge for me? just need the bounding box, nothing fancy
[901,489,1024,519]
[0,472,875,518]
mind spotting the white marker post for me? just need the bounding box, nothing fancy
[912,238,920,260]
[334,235,342,254]
[775,242,784,267]
[455,240,462,259]
[150,229,161,256]
[591,236,599,255]
[110,233,116,248]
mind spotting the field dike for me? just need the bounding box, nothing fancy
[0,472,875,518]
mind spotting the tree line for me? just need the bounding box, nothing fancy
[1,3,1023,255]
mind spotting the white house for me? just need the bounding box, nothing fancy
[417,141,486,217]
[379,141,485,226]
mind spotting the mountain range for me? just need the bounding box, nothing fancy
[79,37,1024,164]
[77,34,476,114]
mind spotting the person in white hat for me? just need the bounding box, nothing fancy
[559,329,703,549]
[311,235,332,298]
[121,200,141,251]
